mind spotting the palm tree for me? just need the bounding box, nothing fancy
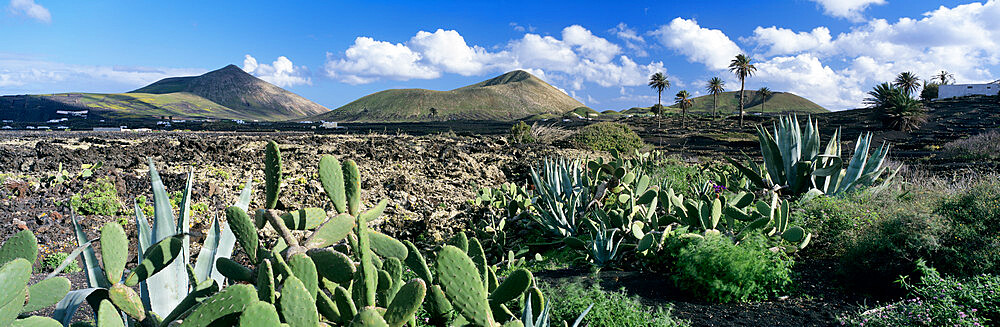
[894,72,921,95]
[648,72,670,129]
[728,54,757,126]
[865,82,927,131]
[757,87,773,116]
[674,90,693,127]
[934,70,954,85]
[706,77,725,118]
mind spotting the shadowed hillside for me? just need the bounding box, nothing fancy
[623,91,827,115]
[313,70,584,122]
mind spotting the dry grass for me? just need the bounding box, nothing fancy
[943,129,1000,159]
[530,122,572,145]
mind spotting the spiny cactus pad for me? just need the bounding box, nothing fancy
[0,259,31,307]
[281,208,328,230]
[319,155,348,214]
[238,301,281,327]
[10,316,62,327]
[257,259,275,303]
[369,232,408,261]
[333,285,357,325]
[124,235,183,287]
[109,283,146,321]
[216,257,254,282]
[342,160,361,216]
[424,284,452,320]
[402,240,432,284]
[100,223,128,283]
[316,290,342,323]
[489,268,532,305]
[161,279,219,324]
[226,206,259,264]
[306,213,356,248]
[306,248,355,284]
[97,299,124,327]
[436,245,495,326]
[264,140,282,210]
[279,276,319,327]
[180,284,257,327]
[0,230,38,267]
[384,279,426,327]
[22,276,70,313]
[351,307,389,327]
[288,253,319,300]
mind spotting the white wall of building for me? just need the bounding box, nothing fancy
[937,83,999,99]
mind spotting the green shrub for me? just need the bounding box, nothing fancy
[934,181,1000,276]
[793,194,884,256]
[570,122,644,153]
[510,121,535,144]
[43,252,81,273]
[542,281,688,327]
[839,212,948,294]
[841,261,1000,326]
[69,177,122,216]
[672,233,793,303]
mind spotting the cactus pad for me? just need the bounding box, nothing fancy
[369,232,408,261]
[436,245,495,326]
[97,299,124,327]
[384,279,426,327]
[281,208,327,230]
[489,268,532,305]
[257,259,275,303]
[333,285,357,325]
[216,257,254,282]
[316,290,342,323]
[109,283,146,321]
[306,213,356,248]
[264,140,282,209]
[181,284,257,327]
[0,230,37,267]
[307,248,356,284]
[225,206,259,264]
[279,276,319,327]
[124,235,183,287]
[0,259,31,307]
[100,222,128,283]
[238,301,281,327]
[319,155,348,214]
[342,160,361,216]
[10,316,62,327]
[288,253,319,300]
[22,276,70,313]
[402,240,432,284]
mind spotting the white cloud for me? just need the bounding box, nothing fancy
[748,26,834,56]
[242,55,311,87]
[325,37,440,84]
[809,0,887,22]
[650,18,742,70]
[754,54,865,109]
[324,26,663,92]
[8,0,50,23]
[0,55,205,93]
[612,23,648,57]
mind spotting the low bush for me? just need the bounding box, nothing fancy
[793,194,885,257]
[69,177,122,216]
[43,252,80,273]
[841,261,1000,326]
[510,121,534,144]
[542,281,688,327]
[943,130,1000,160]
[839,212,948,294]
[672,233,793,303]
[933,180,1000,276]
[569,122,645,153]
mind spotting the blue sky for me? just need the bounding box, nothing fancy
[2,0,997,111]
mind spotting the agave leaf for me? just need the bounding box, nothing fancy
[193,216,221,284]
[52,288,109,326]
[72,212,109,289]
[838,133,872,193]
[144,159,188,319]
[134,199,153,311]
[44,239,95,280]
[177,171,194,267]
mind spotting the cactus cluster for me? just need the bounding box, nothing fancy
[1,230,70,326]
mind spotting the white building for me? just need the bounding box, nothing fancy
[937,80,1000,99]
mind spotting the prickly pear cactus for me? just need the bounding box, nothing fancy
[436,245,495,327]
[217,257,254,282]
[180,284,258,327]
[100,222,128,284]
[288,253,319,300]
[307,248,355,284]
[264,140,282,209]
[489,269,532,305]
[226,206,260,264]
[279,276,319,327]
[125,235,184,287]
[239,301,281,327]
[109,283,146,321]
[351,307,389,327]
[383,279,426,327]
[319,155,348,214]
[257,259,275,303]
[97,299,124,327]
[0,230,37,267]
[22,276,70,313]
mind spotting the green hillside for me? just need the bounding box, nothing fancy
[39,92,246,119]
[313,70,584,122]
[623,91,827,115]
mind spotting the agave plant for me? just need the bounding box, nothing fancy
[728,115,896,197]
[529,158,591,238]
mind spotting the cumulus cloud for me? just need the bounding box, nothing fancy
[809,0,887,22]
[748,26,834,56]
[324,26,664,92]
[242,55,311,87]
[9,0,51,23]
[650,18,743,70]
[754,54,865,109]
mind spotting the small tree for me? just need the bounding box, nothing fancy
[894,72,921,95]
[757,87,773,115]
[919,82,939,102]
[674,90,693,128]
[706,77,725,118]
[729,54,757,126]
[648,72,670,129]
